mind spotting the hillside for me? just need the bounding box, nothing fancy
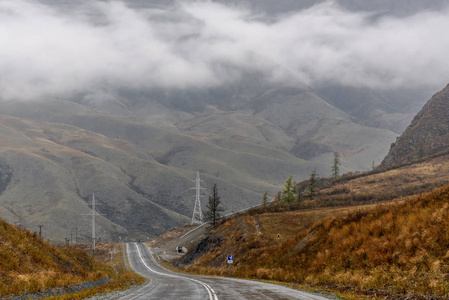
[0,113,190,241]
[304,152,449,208]
[383,84,449,166]
[0,218,110,297]
[0,80,397,241]
[175,188,449,298]
[172,153,449,298]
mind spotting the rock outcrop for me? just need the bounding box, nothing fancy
[382,84,449,166]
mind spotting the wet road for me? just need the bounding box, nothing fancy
[118,243,332,300]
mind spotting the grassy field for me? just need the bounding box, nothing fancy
[0,218,144,299]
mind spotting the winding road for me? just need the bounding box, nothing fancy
[118,243,333,300]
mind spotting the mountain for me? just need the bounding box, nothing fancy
[0,79,397,241]
[316,85,430,134]
[382,84,449,166]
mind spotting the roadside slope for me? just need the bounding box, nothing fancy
[175,184,449,298]
[0,218,111,297]
[0,218,145,299]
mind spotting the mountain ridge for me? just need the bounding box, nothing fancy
[382,83,449,166]
[0,81,397,241]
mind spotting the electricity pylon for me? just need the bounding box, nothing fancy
[83,193,104,257]
[191,171,205,225]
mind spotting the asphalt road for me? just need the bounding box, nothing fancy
[117,243,333,300]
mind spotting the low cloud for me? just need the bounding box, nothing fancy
[1,0,449,101]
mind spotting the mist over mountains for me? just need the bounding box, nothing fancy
[0,0,446,240]
[2,0,448,101]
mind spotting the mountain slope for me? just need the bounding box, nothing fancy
[0,79,398,240]
[382,84,449,166]
[175,167,449,298]
[0,114,191,241]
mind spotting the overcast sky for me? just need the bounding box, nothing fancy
[1,0,449,101]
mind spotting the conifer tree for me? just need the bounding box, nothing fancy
[204,183,225,227]
[262,191,268,206]
[281,175,295,203]
[331,151,341,179]
[308,170,317,199]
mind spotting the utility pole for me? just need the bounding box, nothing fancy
[120,237,128,270]
[75,226,78,243]
[91,193,97,257]
[83,193,104,258]
[38,225,43,238]
[191,171,205,225]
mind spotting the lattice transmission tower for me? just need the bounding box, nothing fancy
[191,171,205,224]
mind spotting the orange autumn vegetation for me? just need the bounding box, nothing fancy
[179,185,449,298]
[45,243,146,300]
[0,219,144,298]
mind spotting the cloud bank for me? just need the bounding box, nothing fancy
[1,0,449,100]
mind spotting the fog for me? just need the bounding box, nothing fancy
[1,0,449,101]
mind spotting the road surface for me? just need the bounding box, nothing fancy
[114,243,333,300]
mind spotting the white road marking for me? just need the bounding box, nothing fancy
[132,243,219,300]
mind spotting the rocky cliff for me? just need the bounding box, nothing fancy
[382,84,449,166]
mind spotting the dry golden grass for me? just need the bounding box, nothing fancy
[0,219,111,297]
[44,243,145,299]
[179,206,358,276]
[171,154,449,298]
[0,220,144,298]
[266,152,449,212]
[287,187,449,297]
[177,184,449,298]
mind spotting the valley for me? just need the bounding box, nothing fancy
[2,0,445,241]
[2,1,449,299]
[0,81,401,241]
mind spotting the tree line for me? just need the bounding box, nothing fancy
[203,152,346,224]
[265,151,341,205]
